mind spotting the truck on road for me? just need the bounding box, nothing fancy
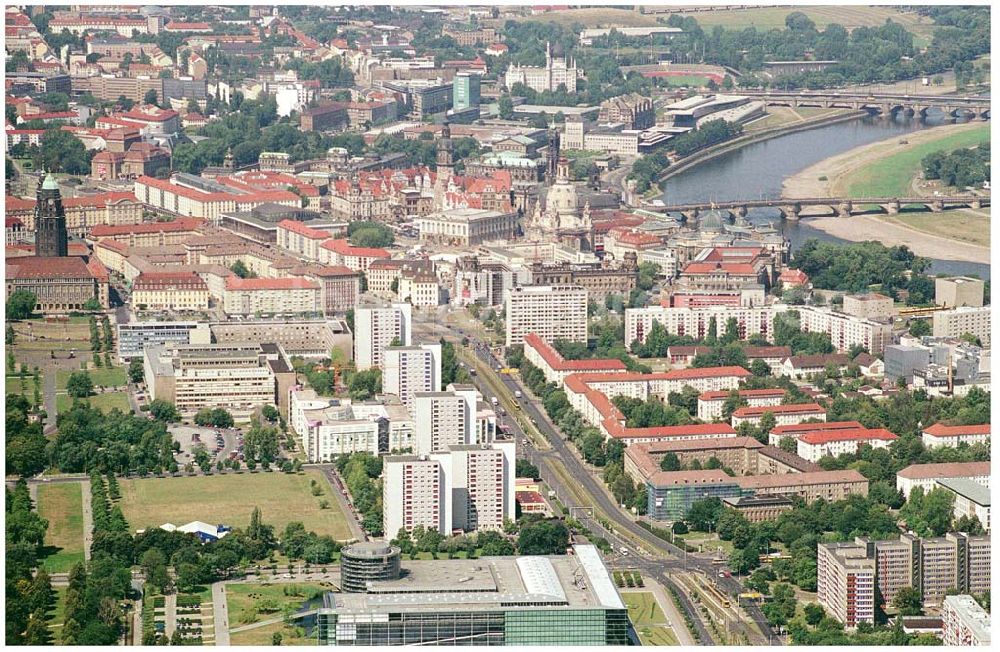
[514,390,522,399]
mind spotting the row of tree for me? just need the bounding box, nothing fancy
[922,141,990,189]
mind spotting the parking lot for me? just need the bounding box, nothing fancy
[169,425,243,466]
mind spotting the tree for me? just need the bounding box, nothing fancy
[498,96,514,120]
[66,371,94,398]
[262,405,280,422]
[686,497,724,532]
[144,89,159,106]
[6,290,37,320]
[803,602,825,626]
[272,631,282,645]
[148,399,180,423]
[230,260,254,279]
[659,452,681,471]
[517,519,569,555]
[892,586,923,616]
[516,459,539,479]
[128,358,145,384]
[750,359,771,377]
[37,129,92,174]
[909,319,931,337]
[348,369,382,401]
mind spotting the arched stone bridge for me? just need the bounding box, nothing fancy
[652,195,990,221]
[740,91,991,120]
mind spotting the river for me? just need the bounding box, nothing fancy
[659,114,990,279]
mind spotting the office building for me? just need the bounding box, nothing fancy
[452,72,481,111]
[289,389,415,461]
[936,277,985,309]
[315,545,628,646]
[222,277,321,316]
[941,595,991,646]
[383,345,442,408]
[933,306,991,346]
[884,344,932,383]
[644,470,743,521]
[132,271,210,312]
[733,470,869,502]
[817,542,876,628]
[210,319,352,361]
[505,285,588,347]
[117,320,212,361]
[354,304,412,370]
[143,342,295,418]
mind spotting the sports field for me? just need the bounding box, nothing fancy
[624,591,679,646]
[118,471,354,541]
[37,482,86,573]
[672,6,934,36]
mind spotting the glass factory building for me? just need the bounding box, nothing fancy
[317,544,629,645]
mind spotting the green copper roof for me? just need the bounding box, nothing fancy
[42,174,60,191]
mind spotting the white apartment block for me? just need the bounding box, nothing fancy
[447,383,498,446]
[505,285,588,347]
[637,247,678,280]
[413,392,468,455]
[383,455,448,537]
[933,306,991,346]
[942,595,991,646]
[383,345,442,408]
[289,388,415,461]
[354,303,412,370]
[383,442,515,537]
[921,423,990,449]
[730,403,826,429]
[817,542,876,629]
[625,304,787,347]
[433,441,515,532]
[794,306,892,355]
[397,273,442,307]
[896,461,990,499]
[797,429,898,462]
[696,388,785,422]
[276,219,329,261]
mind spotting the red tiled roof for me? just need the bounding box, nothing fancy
[922,423,991,438]
[278,219,329,239]
[225,277,319,291]
[164,21,211,31]
[121,106,179,123]
[5,196,35,211]
[613,422,737,440]
[799,428,898,445]
[134,271,207,290]
[770,421,864,436]
[302,265,357,278]
[683,262,758,276]
[896,461,991,479]
[734,469,867,490]
[6,256,100,280]
[779,269,809,284]
[647,469,733,486]
[320,238,389,259]
[524,333,626,374]
[664,366,751,380]
[732,403,825,418]
[699,388,786,401]
[90,218,203,237]
[515,490,547,505]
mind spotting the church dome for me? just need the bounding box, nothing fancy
[699,209,729,233]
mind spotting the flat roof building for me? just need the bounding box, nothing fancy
[505,285,588,347]
[315,544,628,646]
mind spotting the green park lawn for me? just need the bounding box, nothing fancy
[56,391,131,415]
[227,583,330,627]
[843,124,990,197]
[624,592,679,646]
[230,620,318,646]
[56,366,127,389]
[6,374,41,406]
[887,209,991,248]
[118,471,353,541]
[46,586,68,635]
[37,483,86,573]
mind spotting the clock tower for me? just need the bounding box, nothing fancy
[34,172,68,258]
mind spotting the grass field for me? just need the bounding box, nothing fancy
[624,592,679,646]
[46,586,68,635]
[56,366,127,389]
[119,471,354,540]
[5,374,41,406]
[56,391,131,415]
[843,124,990,197]
[882,210,991,248]
[516,8,659,28]
[673,6,935,37]
[658,75,712,88]
[745,107,848,132]
[37,483,86,573]
[676,531,734,557]
[230,620,318,646]
[227,583,330,626]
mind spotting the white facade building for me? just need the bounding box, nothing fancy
[504,42,578,93]
[354,303,412,370]
[797,429,898,463]
[795,306,893,355]
[941,595,991,646]
[383,455,448,536]
[383,345,441,408]
[505,284,588,347]
[625,304,787,346]
[895,461,990,499]
[933,306,991,346]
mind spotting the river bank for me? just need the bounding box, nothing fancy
[782,121,990,199]
[781,122,990,263]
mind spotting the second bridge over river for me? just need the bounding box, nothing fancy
[650,195,990,221]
